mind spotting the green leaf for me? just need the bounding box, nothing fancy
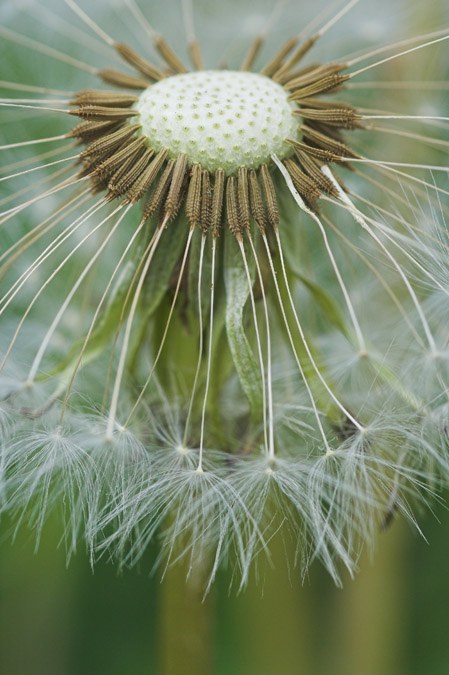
[141,215,189,320]
[291,269,351,341]
[224,236,263,417]
[276,177,352,341]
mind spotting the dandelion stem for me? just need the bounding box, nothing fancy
[182,0,204,70]
[183,234,207,447]
[59,215,149,420]
[125,227,196,428]
[366,163,449,200]
[0,200,115,374]
[348,194,449,310]
[29,2,119,61]
[123,0,159,41]
[323,167,437,352]
[347,80,449,91]
[0,154,78,183]
[349,34,449,78]
[287,193,367,352]
[0,199,107,313]
[0,134,69,152]
[64,0,115,46]
[0,173,86,224]
[261,232,332,452]
[345,26,449,67]
[275,229,363,429]
[0,98,70,105]
[160,564,214,675]
[198,238,217,471]
[246,233,276,460]
[106,218,168,438]
[318,0,360,37]
[240,0,287,70]
[237,237,270,458]
[361,115,449,122]
[273,155,364,431]
[27,205,131,383]
[0,26,98,74]
[340,158,449,172]
[0,80,74,96]
[365,125,449,152]
[322,214,424,346]
[0,188,91,274]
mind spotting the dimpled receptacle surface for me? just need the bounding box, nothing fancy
[135,70,299,175]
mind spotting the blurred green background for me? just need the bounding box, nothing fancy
[1,507,449,675]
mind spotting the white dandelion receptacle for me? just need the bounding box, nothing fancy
[135,71,298,173]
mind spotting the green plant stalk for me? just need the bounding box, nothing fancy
[159,561,215,675]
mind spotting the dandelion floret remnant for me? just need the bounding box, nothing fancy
[135,71,298,175]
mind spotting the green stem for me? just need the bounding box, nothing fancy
[219,527,312,674]
[159,563,215,675]
[272,262,344,426]
[333,523,407,675]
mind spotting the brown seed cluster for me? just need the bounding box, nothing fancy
[68,31,364,237]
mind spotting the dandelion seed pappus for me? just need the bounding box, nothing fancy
[0,0,449,588]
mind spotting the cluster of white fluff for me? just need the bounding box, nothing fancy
[0,401,441,587]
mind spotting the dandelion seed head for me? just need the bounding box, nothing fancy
[1,0,449,587]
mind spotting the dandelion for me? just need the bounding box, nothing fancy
[1,0,449,587]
